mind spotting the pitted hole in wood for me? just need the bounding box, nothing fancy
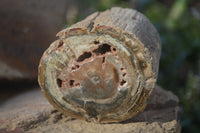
[92,44,111,55]
[58,40,63,48]
[120,68,126,72]
[69,80,75,87]
[94,40,100,45]
[120,79,127,86]
[57,78,63,88]
[76,65,80,69]
[69,79,80,87]
[77,52,92,62]
[102,57,105,63]
[72,66,76,70]
[71,65,80,71]
[112,47,116,52]
[123,73,127,77]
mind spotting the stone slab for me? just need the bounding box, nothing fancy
[0,85,181,133]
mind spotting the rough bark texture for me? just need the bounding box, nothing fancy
[0,85,181,133]
[63,7,161,75]
[38,7,161,123]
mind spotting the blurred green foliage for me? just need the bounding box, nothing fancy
[143,1,200,132]
[143,0,200,87]
[73,0,200,132]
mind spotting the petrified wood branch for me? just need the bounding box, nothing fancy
[38,7,161,123]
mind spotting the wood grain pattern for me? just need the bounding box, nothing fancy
[38,7,161,123]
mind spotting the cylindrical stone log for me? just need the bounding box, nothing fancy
[38,7,161,123]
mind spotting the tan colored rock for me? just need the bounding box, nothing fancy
[0,85,181,133]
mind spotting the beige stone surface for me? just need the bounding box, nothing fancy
[0,85,181,133]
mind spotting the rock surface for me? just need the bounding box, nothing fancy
[0,85,181,133]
